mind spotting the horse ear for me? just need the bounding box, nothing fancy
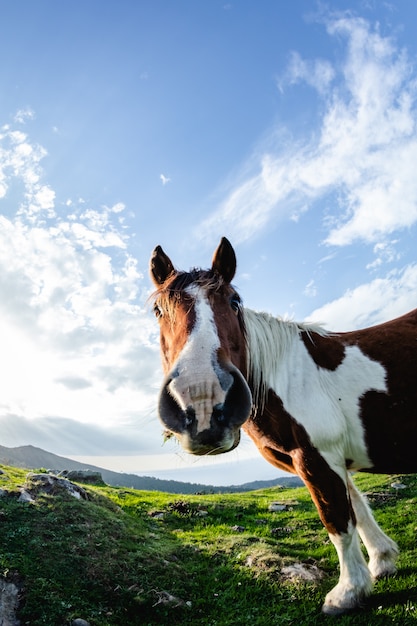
[211,237,236,283]
[150,245,175,286]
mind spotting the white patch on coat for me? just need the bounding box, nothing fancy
[167,287,232,434]
[244,309,387,473]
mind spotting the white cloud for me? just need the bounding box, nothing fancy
[306,264,417,331]
[0,414,157,456]
[304,279,317,298]
[0,120,162,448]
[13,107,35,124]
[0,125,48,209]
[366,239,400,270]
[280,51,335,94]
[109,202,125,213]
[198,15,417,248]
[160,173,171,185]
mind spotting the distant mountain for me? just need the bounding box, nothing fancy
[0,444,302,494]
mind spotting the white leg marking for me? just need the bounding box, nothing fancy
[323,521,373,615]
[348,476,398,579]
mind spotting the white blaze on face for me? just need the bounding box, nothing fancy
[167,287,231,434]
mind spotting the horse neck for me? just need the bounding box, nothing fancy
[243,308,301,410]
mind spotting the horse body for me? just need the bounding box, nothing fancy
[150,237,416,615]
[244,307,417,476]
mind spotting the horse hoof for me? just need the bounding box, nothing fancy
[322,600,363,616]
[372,564,397,580]
[322,603,352,616]
[370,553,397,579]
[322,584,368,615]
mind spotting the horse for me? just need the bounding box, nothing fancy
[150,236,417,615]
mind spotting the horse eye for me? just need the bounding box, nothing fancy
[230,294,241,313]
[153,303,163,318]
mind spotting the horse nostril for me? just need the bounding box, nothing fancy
[185,406,196,428]
[212,403,225,423]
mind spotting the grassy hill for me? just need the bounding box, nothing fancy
[1,464,417,625]
[0,444,302,493]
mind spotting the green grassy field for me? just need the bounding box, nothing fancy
[1,465,417,625]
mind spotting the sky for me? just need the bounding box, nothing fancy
[1,0,417,485]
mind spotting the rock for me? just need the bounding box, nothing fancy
[152,590,188,608]
[71,619,91,626]
[149,511,165,520]
[391,482,407,490]
[0,578,20,626]
[268,502,289,512]
[18,490,35,503]
[23,473,89,500]
[230,525,245,532]
[58,470,104,485]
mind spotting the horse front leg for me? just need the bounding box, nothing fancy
[293,451,372,615]
[347,475,398,579]
[325,521,373,615]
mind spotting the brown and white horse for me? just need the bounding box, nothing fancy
[150,236,417,615]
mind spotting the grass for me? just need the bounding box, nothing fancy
[1,465,417,625]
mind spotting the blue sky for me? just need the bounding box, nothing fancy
[1,1,417,485]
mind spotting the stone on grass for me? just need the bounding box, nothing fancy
[0,578,20,626]
[23,473,89,501]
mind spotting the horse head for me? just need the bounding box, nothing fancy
[150,237,252,455]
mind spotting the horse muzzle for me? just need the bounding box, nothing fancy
[157,365,252,455]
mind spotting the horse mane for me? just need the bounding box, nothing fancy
[243,308,330,411]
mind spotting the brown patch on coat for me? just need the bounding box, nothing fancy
[210,290,247,378]
[301,331,345,371]
[340,308,417,474]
